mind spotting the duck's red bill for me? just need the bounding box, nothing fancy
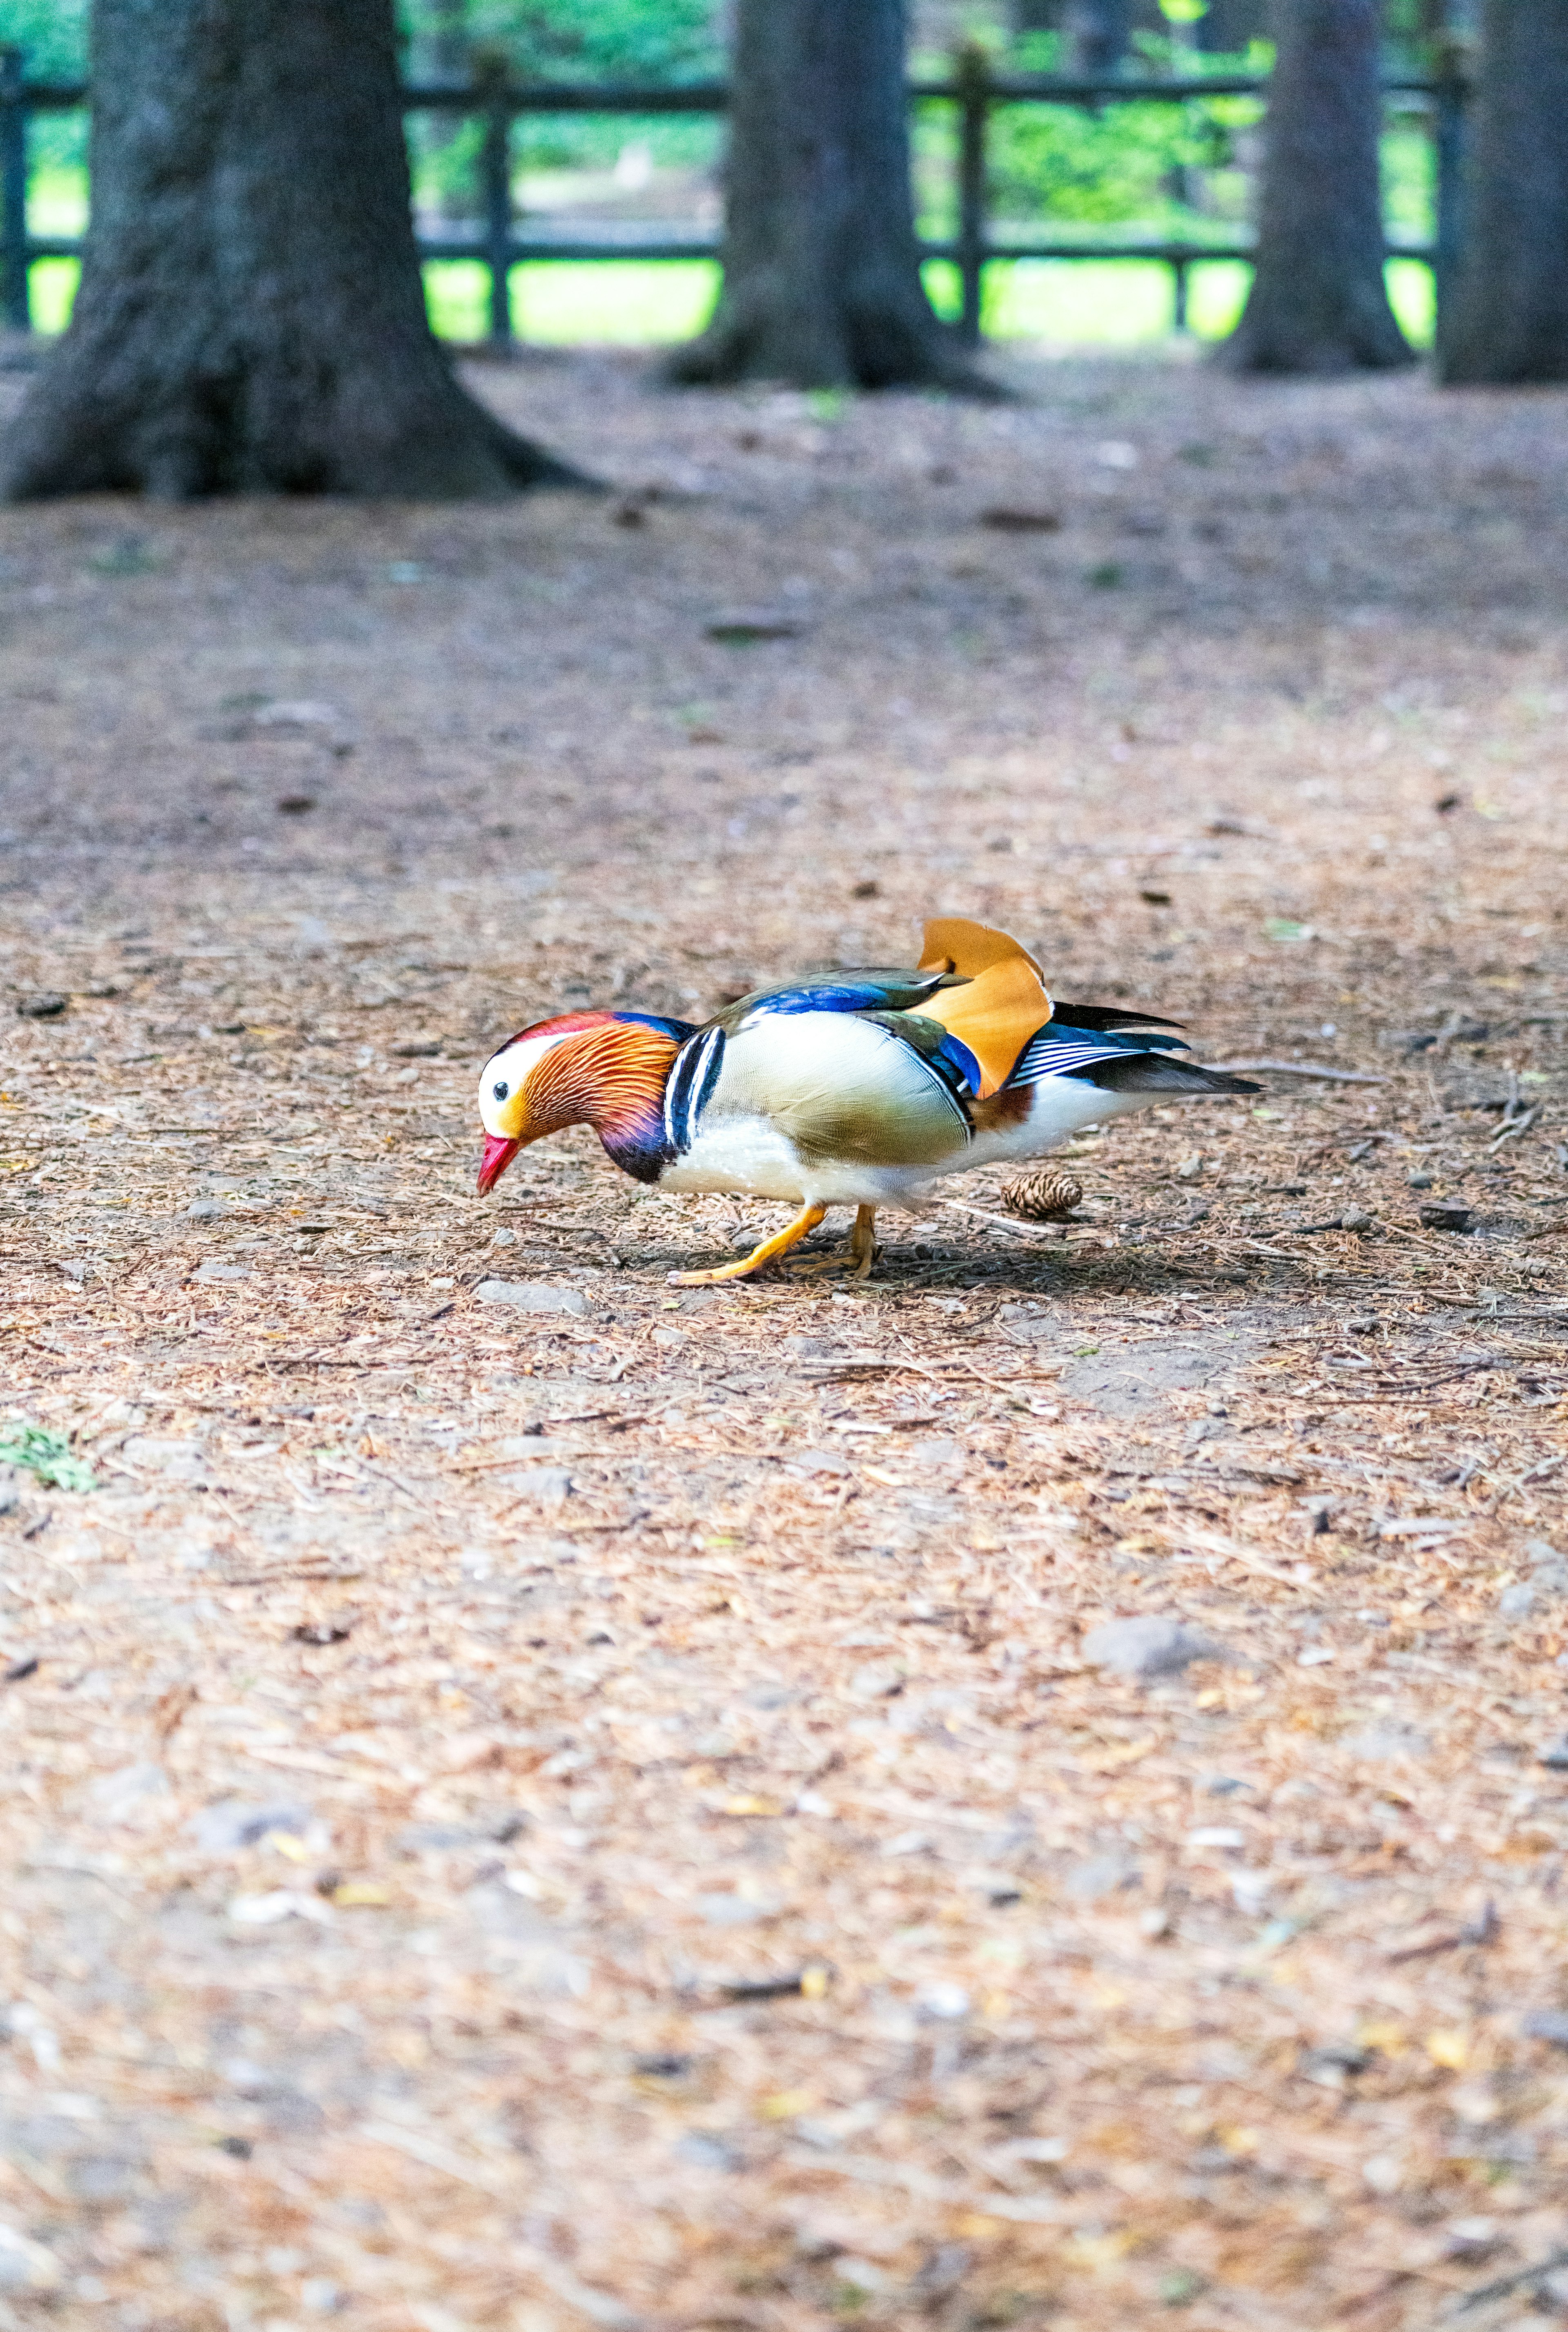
[477,1134,521,1194]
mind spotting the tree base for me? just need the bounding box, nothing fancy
[1216,303,1417,377]
[665,277,1000,397]
[3,341,594,503]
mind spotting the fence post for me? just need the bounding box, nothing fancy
[954,42,989,348]
[474,51,513,347]
[0,47,29,336]
[1432,35,1466,333]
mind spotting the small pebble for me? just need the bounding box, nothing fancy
[1521,2008,1568,2048]
[1537,1740,1568,1772]
[16,992,66,1018]
[1339,1206,1374,1232]
[1081,1615,1223,1679]
[1441,2217,1499,2261]
[473,1279,588,1315]
[1420,1202,1473,1232]
[0,2220,62,2292]
[189,1799,312,1854]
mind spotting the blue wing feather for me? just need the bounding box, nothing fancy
[930,1028,985,1097]
[1006,1018,1189,1090]
[735,979,943,1021]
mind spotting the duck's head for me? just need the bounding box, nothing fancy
[477,1011,688,1193]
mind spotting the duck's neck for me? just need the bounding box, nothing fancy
[543,1020,681,1184]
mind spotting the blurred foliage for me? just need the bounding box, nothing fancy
[0,0,85,76]
[917,35,1273,235]
[397,0,721,85]
[1,0,1439,276]
[985,91,1259,227]
[399,0,723,194]
[0,0,87,169]
[0,1421,95,1494]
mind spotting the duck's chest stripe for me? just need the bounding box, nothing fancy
[664,1027,726,1156]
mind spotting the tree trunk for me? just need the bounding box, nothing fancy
[1220,0,1413,374]
[667,0,989,392]
[1010,0,1132,70]
[5,0,582,501]
[420,0,469,87]
[1437,0,1568,384]
[1062,0,1133,75]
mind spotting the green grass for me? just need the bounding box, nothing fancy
[30,258,79,336]
[423,256,720,345]
[23,178,1436,356]
[0,1421,95,1493]
[927,252,1433,349]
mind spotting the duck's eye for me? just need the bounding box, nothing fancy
[492,1080,509,1102]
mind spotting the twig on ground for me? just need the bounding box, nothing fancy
[1205,1059,1386,1085]
[936,1197,1069,1243]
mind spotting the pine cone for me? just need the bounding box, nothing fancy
[1000,1168,1083,1221]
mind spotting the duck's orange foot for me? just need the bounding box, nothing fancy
[773,1204,880,1281]
[667,1203,828,1286]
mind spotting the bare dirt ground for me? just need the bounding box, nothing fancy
[2,346,1568,2332]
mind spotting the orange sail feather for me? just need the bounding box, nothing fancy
[915,919,1053,1097]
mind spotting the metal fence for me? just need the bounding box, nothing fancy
[0,46,1466,348]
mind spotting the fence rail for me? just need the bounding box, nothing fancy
[0,51,1466,348]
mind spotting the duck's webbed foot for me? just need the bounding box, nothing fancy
[668,1203,828,1286]
[787,1204,880,1281]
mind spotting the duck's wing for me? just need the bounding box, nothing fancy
[1046,1000,1185,1035]
[919,916,1046,982]
[670,989,979,1170]
[1004,1013,1258,1100]
[1006,1013,1190,1088]
[712,968,958,1030]
[916,953,1055,1098]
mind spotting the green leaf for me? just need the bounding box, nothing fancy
[1158,0,1209,19]
[0,1423,97,1493]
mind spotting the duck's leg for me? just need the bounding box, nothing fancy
[849,1204,878,1280]
[668,1203,828,1287]
[788,1201,880,1279]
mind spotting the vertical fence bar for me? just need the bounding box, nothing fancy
[954,43,989,347]
[477,58,513,345]
[1171,256,1188,334]
[1432,40,1466,333]
[0,47,29,336]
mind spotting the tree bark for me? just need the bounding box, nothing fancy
[1220,0,1413,374]
[667,0,989,393]
[1010,0,1132,70]
[1062,0,1133,75]
[1437,0,1568,384]
[5,0,583,501]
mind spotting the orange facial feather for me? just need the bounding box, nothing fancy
[524,1019,680,1138]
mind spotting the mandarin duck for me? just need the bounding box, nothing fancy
[476,917,1257,1284]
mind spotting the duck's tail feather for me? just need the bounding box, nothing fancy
[1067,1056,1261,1098]
[1048,1000,1187,1034]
